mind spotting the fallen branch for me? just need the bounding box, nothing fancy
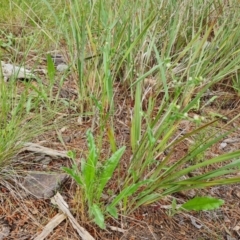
[51,192,95,240]
[21,142,68,158]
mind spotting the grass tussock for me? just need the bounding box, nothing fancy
[1,0,240,233]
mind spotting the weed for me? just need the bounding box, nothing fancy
[63,130,125,229]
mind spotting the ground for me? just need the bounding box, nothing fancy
[0,62,240,240]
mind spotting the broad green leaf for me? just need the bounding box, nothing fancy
[92,204,105,229]
[97,146,126,200]
[83,130,98,190]
[181,196,224,211]
[62,166,83,186]
[106,205,118,218]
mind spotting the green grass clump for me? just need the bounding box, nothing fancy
[1,0,240,231]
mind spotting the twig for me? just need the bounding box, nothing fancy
[51,192,95,240]
[21,142,68,158]
[108,226,126,233]
[34,213,66,240]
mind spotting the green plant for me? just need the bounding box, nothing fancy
[122,98,240,214]
[48,0,240,226]
[188,123,211,164]
[0,30,15,50]
[0,76,57,168]
[168,196,224,217]
[181,196,224,211]
[232,70,240,96]
[3,0,240,234]
[118,0,240,215]
[63,130,125,229]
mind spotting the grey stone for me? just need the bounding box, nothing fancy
[1,61,36,81]
[56,64,68,72]
[51,54,66,65]
[22,172,68,199]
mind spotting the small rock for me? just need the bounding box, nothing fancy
[190,217,202,229]
[22,172,68,199]
[51,54,66,65]
[1,61,36,81]
[219,142,227,150]
[57,63,68,72]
